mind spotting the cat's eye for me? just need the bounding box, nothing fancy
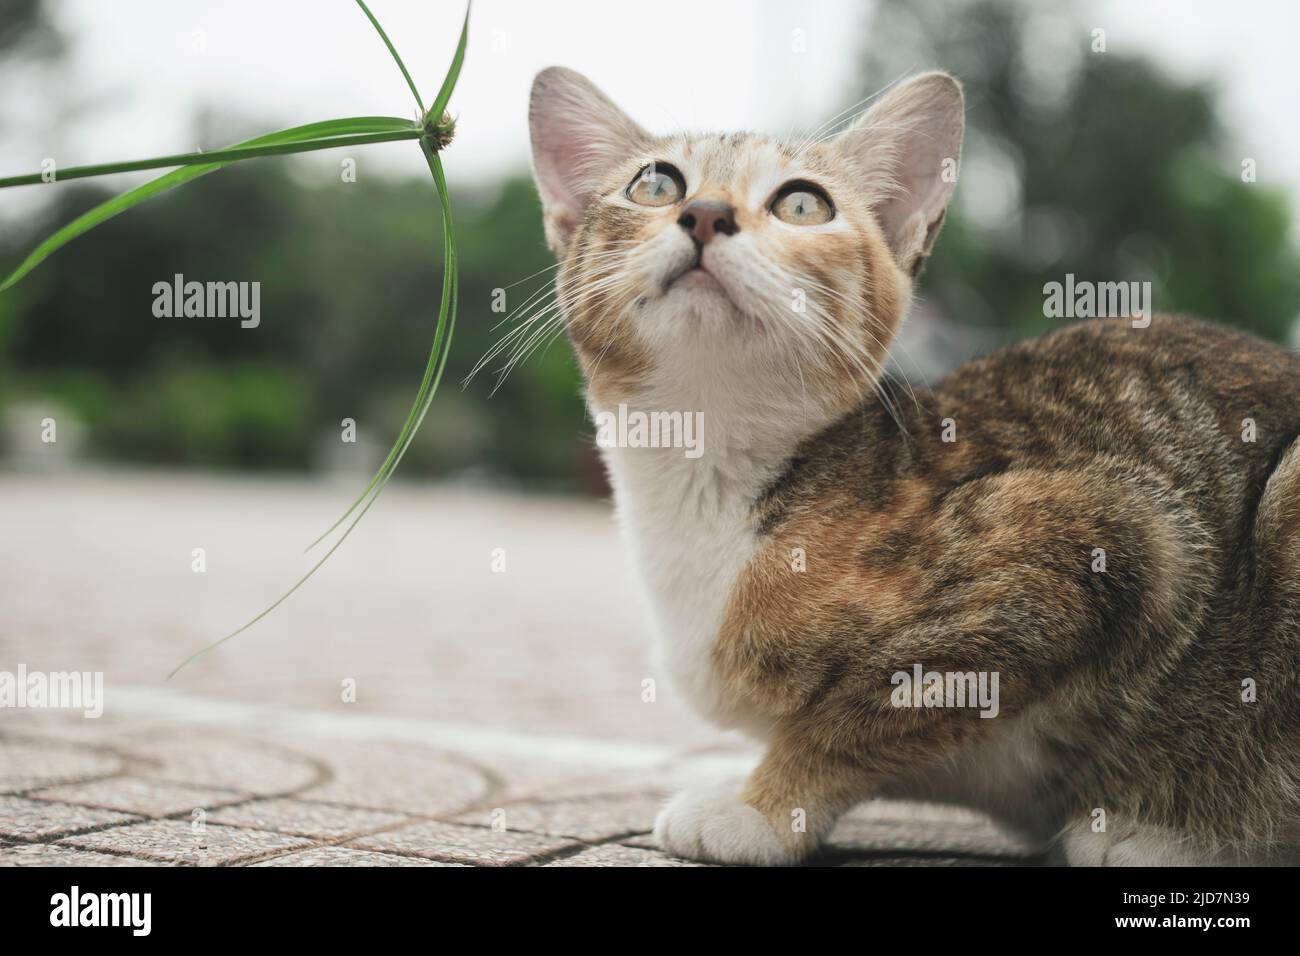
[626,163,685,207]
[771,183,834,225]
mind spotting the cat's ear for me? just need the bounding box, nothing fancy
[529,67,649,255]
[835,72,964,277]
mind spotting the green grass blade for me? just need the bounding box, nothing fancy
[355,0,424,112]
[0,119,420,189]
[168,147,459,679]
[305,2,469,551]
[429,5,471,121]
[301,147,457,552]
[0,117,420,291]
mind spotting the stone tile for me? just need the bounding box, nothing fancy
[487,760,687,804]
[27,777,246,818]
[207,798,409,839]
[349,820,574,866]
[0,795,140,839]
[250,846,466,867]
[0,843,164,867]
[473,758,653,804]
[828,800,1043,860]
[292,741,489,815]
[127,736,320,795]
[453,792,661,842]
[546,844,709,867]
[5,717,172,746]
[620,833,665,851]
[62,821,311,865]
[0,738,122,792]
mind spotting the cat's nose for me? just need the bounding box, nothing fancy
[678,200,737,245]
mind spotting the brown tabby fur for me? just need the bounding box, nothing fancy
[729,315,1300,861]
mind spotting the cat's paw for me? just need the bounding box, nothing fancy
[654,785,803,865]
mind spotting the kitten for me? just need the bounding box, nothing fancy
[527,66,1300,865]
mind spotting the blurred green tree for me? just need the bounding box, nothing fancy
[0,161,584,484]
[858,0,1300,342]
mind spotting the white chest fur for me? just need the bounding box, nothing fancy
[603,444,760,723]
[595,383,838,727]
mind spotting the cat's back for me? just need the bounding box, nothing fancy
[942,314,1300,417]
[763,315,1300,543]
[930,315,1300,516]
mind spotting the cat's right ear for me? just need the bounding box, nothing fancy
[529,67,649,256]
[835,72,965,278]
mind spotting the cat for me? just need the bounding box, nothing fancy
[526,65,1300,866]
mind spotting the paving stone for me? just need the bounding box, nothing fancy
[128,736,321,795]
[207,798,409,839]
[0,738,122,792]
[546,844,709,867]
[62,820,312,865]
[477,758,664,803]
[27,776,247,818]
[250,846,467,867]
[349,820,574,866]
[291,740,489,814]
[0,843,163,867]
[52,719,177,744]
[483,748,756,808]
[0,795,140,839]
[453,792,662,842]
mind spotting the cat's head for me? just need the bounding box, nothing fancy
[528,67,963,415]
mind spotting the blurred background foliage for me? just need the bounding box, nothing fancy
[3,0,1299,491]
[863,0,1300,344]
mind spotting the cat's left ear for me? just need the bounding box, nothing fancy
[835,72,964,277]
[529,67,650,256]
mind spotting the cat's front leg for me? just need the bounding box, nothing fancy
[653,783,799,866]
[655,726,872,864]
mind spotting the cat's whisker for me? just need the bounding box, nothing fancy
[786,282,911,439]
[465,293,561,383]
[785,66,917,158]
[487,273,643,393]
[795,275,929,419]
[580,280,653,386]
[491,315,568,394]
[500,241,638,291]
[468,247,644,388]
[484,247,634,340]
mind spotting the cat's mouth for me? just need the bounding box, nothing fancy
[664,261,729,299]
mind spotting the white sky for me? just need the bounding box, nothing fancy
[1,0,1298,220]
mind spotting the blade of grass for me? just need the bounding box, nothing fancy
[355,0,424,113]
[428,5,471,121]
[0,117,420,291]
[167,148,459,679]
[0,122,420,189]
[169,2,468,674]
[306,1,470,551]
